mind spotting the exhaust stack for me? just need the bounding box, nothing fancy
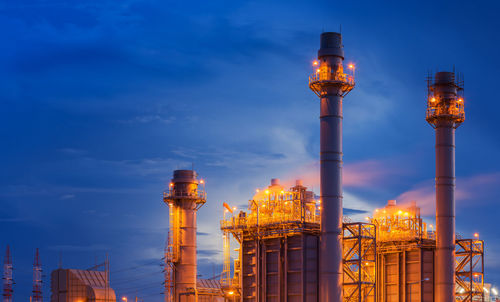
[164,170,206,301]
[309,32,355,301]
[426,71,465,302]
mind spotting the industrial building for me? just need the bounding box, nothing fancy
[162,31,488,302]
[50,268,116,302]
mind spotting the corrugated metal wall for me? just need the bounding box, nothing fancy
[241,234,318,302]
[376,248,434,302]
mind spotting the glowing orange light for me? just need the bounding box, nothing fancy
[169,183,173,187]
[431,97,436,103]
[122,297,127,302]
[318,206,321,210]
[316,68,320,73]
[458,98,463,103]
[256,189,260,193]
[228,291,234,295]
[474,233,479,238]
[200,179,204,184]
[280,190,284,194]
[232,207,237,211]
[365,217,370,221]
[265,190,269,194]
[313,60,319,66]
[348,64,354,69]
[375,209,379,212]
[398,210,403,215]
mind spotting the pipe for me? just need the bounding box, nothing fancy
[310,32,354,302]
[426,71,464,302]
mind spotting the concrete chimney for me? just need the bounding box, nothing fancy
[309,32,355,301]
[426,71,465,302]
[164,170,206,301]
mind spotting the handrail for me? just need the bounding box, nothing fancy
[163,190,206,200]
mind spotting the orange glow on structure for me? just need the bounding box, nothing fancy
[431,97,436,103]
[313,60,319,66]
[316,68,320,73]
[348,64,354,69]
[200,179,204,184]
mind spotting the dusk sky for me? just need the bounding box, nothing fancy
[2,0,500,301]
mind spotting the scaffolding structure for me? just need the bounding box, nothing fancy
[164,230,174,302]
[426,72,465,127]
[3,246,13,302]
[455,239,484,302]
[342,222,376,302]
[33,248,42,302]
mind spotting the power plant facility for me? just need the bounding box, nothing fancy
[161,32,488,302]
[1,32,495,302]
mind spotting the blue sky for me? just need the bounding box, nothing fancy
[1,0,500,301]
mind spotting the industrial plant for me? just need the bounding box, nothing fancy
[161,32,488,302]
[1,32,492,302]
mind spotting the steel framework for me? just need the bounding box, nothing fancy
[2,246,13,302]
[455,239,484,302]
[343,222,376,302]
[32,248,42,302]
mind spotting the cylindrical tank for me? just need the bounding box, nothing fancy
[310,32,354,302]
[167,170,205,301]
[426,71,464,302]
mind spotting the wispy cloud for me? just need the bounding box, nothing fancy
[397,172,500,215]
[279,159,404,190]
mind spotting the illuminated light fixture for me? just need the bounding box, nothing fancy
[318,206,322,210]
[200,179,204,184]
[431,97,436,103]
[492,288,498,295]
[256,189,260,193]
[484,287,489,293]
[459,288,465,294]
[404,212,409,216]
[169,183,173,187]
[280,190,284,194]
[398,210,403,215]
[458,98,464,103]
[225,209,228,213]
[316,68,320,73]
[313,60,319,66]
[375,209,379,212]
[232,207,237,211]
[348,64,354,69]
[365,217,370,221]
[265,190,269,194]
[228,291,234,295]
[474,232,479,238]
[122,298,127,302]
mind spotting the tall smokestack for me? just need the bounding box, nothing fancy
[164,170,206,301]
[309,32,355,301]
[426,71,465,302]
